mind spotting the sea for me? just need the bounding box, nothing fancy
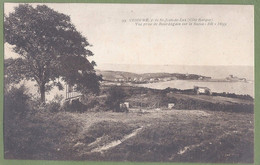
[139,80,254,97]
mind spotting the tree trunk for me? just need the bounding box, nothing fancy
[40,84,45,103]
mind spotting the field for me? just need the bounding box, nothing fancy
[4,85,254,162]
[5,108,254,163]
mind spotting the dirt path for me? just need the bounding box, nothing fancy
[91,126,143,153]
[170,130,241,160]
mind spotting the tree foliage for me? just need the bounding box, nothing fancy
[4,4,101,102]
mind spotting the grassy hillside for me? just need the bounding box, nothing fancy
[106,86,254,113]
[5,110,254,163]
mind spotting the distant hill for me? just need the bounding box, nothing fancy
[96,64,254,80]
[96,70,140,81]
[96,70,211,82]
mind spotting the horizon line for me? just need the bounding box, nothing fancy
[96,63,254,67]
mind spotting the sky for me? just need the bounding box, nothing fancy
[4,3,254,66]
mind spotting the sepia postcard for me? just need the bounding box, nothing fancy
[1,1,259,165]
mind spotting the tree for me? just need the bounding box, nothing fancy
[4,4,101,102]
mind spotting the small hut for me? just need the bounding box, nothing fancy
[168,103,175,109]
[194,86,211,95]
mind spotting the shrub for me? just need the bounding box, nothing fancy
[46,95,63,113]
[105,86,127,112]
[4,85,32,158]
[62,98,87,113]
[173,98,253,113]
[80,94,104,110]
[212,92,254,101]
[4,85,30,118]
[47,102,61,113]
